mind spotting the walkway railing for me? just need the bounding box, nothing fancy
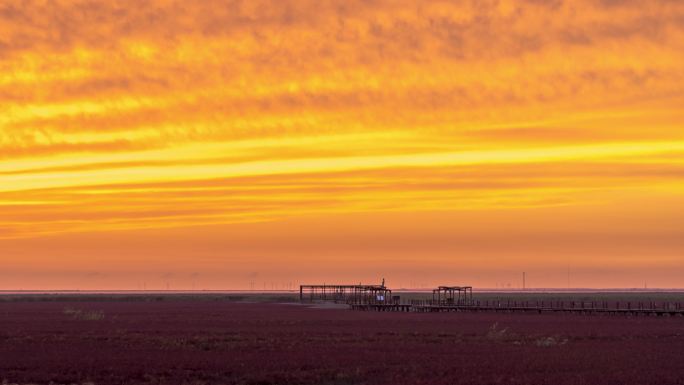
[349,299,684,317]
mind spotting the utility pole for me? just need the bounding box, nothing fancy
[522,272,526,290]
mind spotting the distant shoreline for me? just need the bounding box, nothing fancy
[1,288,684,295]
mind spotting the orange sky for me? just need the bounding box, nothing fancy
[1,0,684,290]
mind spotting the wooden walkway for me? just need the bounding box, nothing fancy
[348,301,684,317]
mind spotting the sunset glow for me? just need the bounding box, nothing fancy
[1,0,683,289]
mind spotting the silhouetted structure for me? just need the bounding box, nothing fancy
[432,286,473,305]
[301,282,684,317]
[300,281,391,303]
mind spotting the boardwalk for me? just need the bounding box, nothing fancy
[349,300,684,317]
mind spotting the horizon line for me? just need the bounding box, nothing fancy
[2,288,684,294]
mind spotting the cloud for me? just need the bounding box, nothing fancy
[0,0,682,291]
[2,156,684,239]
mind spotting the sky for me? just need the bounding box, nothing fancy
[1,0,683,290]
